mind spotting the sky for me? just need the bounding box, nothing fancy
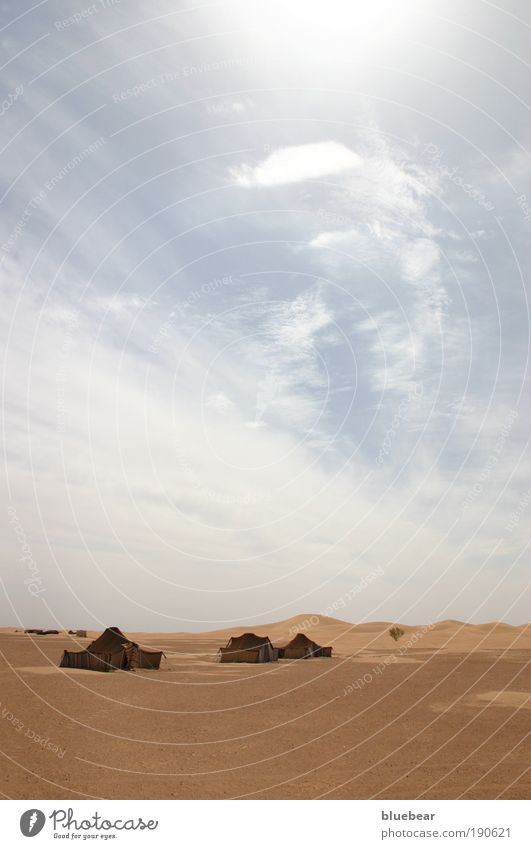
[0,0,530,630]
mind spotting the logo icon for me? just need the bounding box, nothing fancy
[20,810,46,837]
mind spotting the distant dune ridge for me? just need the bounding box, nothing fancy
[3,615,529,654]
[145,614,529,646]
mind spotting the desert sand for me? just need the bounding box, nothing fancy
[0,617,529,800]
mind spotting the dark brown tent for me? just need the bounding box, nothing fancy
[219,632,278,663]
[86,626,129,653]
[277,633,332,659]
[59,648,126,672]
[59,626,163,672]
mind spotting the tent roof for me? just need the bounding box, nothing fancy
[86,626,133,653]
[283,632,322,650]
[86,627,163,656]
[225,633,273,651]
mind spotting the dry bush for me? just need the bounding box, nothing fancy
[389,626,405,642]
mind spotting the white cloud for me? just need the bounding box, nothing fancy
[309,228,358,248]
[226,99,253,112]
[95,294,149,317]
[207,97,254,115]
[206,392,233,412]
[401,238,440,282]
[232,141,362,187]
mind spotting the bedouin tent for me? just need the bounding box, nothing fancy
[277,633,332,659]
[219,633,278,663]
[59,626,163,671]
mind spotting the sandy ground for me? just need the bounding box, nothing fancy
[0,617,529,800]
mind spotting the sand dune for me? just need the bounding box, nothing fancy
[3,616,530,655]
[1,618,528,800]
[152,616,530,654]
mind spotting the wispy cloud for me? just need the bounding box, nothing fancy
[303,139,450,397]
[400,238,440,282]
[202,283,336,433]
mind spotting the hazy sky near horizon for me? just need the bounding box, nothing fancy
[1,0,530,630]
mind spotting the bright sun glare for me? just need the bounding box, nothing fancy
[244,0,417,58]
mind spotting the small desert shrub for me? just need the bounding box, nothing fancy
[389,626,405,642]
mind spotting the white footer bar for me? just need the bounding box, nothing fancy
[2,799,528,848]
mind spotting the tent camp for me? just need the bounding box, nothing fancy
[59,626,163,672]
[219,633,278,663]
[277,633,332,659]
